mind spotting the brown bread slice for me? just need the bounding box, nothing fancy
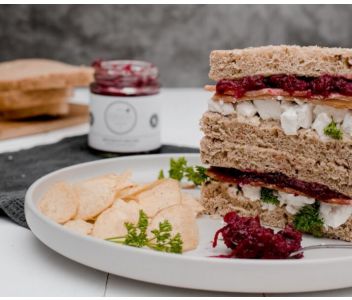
[201,180,352,242]
[201,111,352,169]
[1,102,69,120]
[209,45,352,81]
[0,88,72,110]
[200,136,352,198]
[0,59,94,91]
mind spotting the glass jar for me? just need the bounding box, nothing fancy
[88,60,161,153]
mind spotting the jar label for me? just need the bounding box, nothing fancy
[88,93,161,152]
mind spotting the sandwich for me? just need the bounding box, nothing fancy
[0,88,72,119]
[0,59,93,91]
[200,45,352,241]
[0,88,72,111]
[0,59,93,119]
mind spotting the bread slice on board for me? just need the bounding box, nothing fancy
[0,88,72,110]
[1,102,69,120]
[209,45,352,80]
[0,59,94,91]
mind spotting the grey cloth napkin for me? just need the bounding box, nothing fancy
[0,135,198,228]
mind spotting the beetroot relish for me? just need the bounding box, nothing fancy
[213,212,303,259]
[216,74,352,98]
[208,167,350,202]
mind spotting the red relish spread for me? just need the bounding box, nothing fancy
[216,74,352,98]
[213,212,303,259]
[208,167,350,203]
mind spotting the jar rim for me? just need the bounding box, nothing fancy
[98,60,154,68]
[92,59,159,79]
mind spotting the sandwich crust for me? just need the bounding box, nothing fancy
[209,45,352,81]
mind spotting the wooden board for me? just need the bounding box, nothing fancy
[0,103,89,140]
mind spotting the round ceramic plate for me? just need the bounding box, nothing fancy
[25,153,352,293]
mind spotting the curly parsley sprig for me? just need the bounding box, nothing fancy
[106,210,183,254]
[158,157,209,186]
[324,121,343,140]
[260,188,280,205]
[293,203,324,237]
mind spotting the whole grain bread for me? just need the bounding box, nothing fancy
[1,102,69,120]
[0,88,71,110]
[201,180,352,242]
[0,59,94,91]
[209,45,352,81]
[200,135,352,198]
[201,111,352,169]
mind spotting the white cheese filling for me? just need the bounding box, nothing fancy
[226,184,352,229]
[319,203,352,229]
[277,191,315,215]
[241,185,261,201]
[261,202,277,212]
[208,99,235,116]
[208,98,351,141]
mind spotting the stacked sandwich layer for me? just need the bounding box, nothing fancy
[200,45,352,241]
[0,59,93,119]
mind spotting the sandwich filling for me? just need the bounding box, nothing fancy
[208,97,352,140]
[207,168,352,229]
[216,75,352,99]
[207,167,351,204]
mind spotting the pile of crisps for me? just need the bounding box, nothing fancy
[38,172,204,252]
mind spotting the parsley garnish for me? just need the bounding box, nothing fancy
[185,165,208,186]
[293,203,324,237]
[150,221,183,253]
[169,157,187,181]
[260,188,280,205]
[158,169,165,179]
[324,121,343,140]
[106,210,183,254]
[158,157,209,186]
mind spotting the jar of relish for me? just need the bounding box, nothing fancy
[88,60,161,153]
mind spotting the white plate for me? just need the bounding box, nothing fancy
[25,153,352,293]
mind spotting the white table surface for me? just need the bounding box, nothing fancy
[1,88,352,296]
